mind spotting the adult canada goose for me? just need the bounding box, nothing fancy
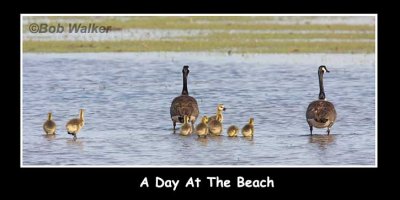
[227,125,239,137]
[170,65,199,131]
[208,113,223,136]
[180,115,193,136]
[43,112,56,135]
[208,104,226,123]
[66,109,85,140]
[306,65,337,135]
[195,116,209,137]
[241,118,254,137]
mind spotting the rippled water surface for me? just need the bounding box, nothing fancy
[22,52,375,166]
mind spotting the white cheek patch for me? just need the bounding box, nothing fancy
[322,68,326,73]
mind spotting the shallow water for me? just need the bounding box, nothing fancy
[22,52,376,166]
[23,28,374,42]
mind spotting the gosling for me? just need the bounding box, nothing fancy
[180,115,193,136]
[43,112,56,135]
[227,125,239,137]
[208,113,223,136]
[66,109,85,140]
[195,116,209,137]
[241,118,254,137]
[208,104,226,123]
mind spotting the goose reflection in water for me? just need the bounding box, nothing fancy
[195,137,209,146]
[309,134,335,149]
[66,138,84,151]
[207,134,223,144]
[43,134,56,141]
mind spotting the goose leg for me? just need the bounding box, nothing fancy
[173,122,176,130]
[309,126,313,135]
[73,134,77,141]
[327,128,330,135]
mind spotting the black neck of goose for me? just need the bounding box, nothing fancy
[318,70,326,100]
[182,72,189,95]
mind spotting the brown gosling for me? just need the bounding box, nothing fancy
[170,65,199,132]
[208,113,223,136]
[306,66,337,135]
[43,112,56,135]
[208,104,226,124]
[241,118,254,137]
[66,109,85,140]
[227,125,239,137]
[195,116,209,137]
[180,115,193,136]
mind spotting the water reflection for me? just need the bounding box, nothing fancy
[242,136,254,142]
[195,137,209,146]
[309,135,335,149]
[226,136,239,141]
[208,135,223,144]
[43,134,56,141]
[66,139,84,150]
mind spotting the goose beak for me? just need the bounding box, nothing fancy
[326,69,330,73]
[223,108,226,111]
